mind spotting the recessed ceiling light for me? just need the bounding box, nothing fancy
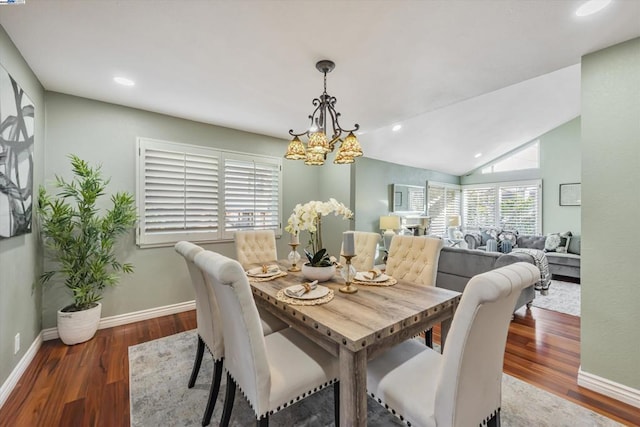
[575,0,612,17]
[392,124,402,132]
[474,153,482,158]
[113,76,135,86]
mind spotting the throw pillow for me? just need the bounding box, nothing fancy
[486,238,498,252]
[497,230,518,247]
[544,233,561,251]
[480,228,499,245]
[568,235,581,255]
[544,231,572,252]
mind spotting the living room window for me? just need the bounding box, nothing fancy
[426,181,461,236]
[462,180,541,235]
[136,137,282,247]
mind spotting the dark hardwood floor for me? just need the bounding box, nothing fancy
[1,307,638,426]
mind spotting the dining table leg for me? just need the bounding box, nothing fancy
[339,346,367,427]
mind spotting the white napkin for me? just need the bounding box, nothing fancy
[248,264,280,276]
[364,269,382,280]
[286,280,318,297]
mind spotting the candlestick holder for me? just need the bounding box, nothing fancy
[287,243,301,272]
[339,254,357,293]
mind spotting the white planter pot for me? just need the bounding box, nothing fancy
[57,302,102,345]
[301,263,336,283]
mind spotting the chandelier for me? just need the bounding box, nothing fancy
[284,60,363,165]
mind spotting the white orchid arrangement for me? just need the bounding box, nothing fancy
[285,198,353,267]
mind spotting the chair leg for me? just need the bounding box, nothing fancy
[487,410,501,427]
[220,373,236,427]
[333,381,340,426]
[201,359,223,426]
[188,335,205,388]
[256,415,269,427]
[425,329,433,348]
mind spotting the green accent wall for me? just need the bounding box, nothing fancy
[581,37,640,389]
[42,92,321,328]
[353,157,458,233]
[461,117,582,235]
[0,26,45,390]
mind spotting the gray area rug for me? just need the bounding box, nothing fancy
[129,330,619,427]
[532,279,581,316]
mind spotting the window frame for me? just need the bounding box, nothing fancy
[136,137,282,248]
[461,179,542,235]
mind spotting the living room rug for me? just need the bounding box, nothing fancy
[531,279,581,316]
[129,330,619,427]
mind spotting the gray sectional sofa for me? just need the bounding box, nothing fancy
[464,232,581,280]
[435,246,536,312]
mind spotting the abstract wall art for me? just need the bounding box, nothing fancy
[0,64,34,239]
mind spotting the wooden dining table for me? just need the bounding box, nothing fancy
[250,261,462,427]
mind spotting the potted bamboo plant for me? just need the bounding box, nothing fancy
[37,155,136,345]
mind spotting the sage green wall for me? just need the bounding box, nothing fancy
[461,117,582,235]
[581,38,640,389]
[318,163,353,257]
[42,92,319,328]
[353,157,458,233]
[0,26,45,391]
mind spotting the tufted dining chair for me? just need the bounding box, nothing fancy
[234,229,278,270]
[174,241,287,426]
[340,231,381,271]
[385,235,444,347]
[367,262,539,427]
[194,250,340,427]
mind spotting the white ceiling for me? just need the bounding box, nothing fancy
[1,0,639,176]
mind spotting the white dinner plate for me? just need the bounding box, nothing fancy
[355,272,389,282]
[246,266,281,278]
[284,284,330,300]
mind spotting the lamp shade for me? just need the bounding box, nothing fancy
[447,215,461,227]
[380,215,401,231]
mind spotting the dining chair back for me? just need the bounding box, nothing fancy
[174,241,223,426]
[366,262,539,427]
[340,231,381,271]
[194,250,340,427]
[385,235,444,286]
[234,229,278,269]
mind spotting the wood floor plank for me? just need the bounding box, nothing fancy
[1,309,639,426]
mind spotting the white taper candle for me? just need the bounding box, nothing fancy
[343,231,355,256]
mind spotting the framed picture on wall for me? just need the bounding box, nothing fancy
[559,183,581,206]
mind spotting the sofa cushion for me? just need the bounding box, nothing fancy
[545,252,580,268]
[568,235,581,255]
[516,235,546,250]
[497,230,518,247]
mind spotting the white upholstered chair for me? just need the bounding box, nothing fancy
[174,241,287,426]
[385,235,444,346]
[234,229,278,269]
[366,262,539,427]
[340,231,381,271]
[194,250,340,427]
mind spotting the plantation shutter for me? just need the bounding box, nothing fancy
[137,140,220,246]
[462,186,497,231]
[427,185,445,235]
[222,153,282,239]
[427,182,461,236]
[499,183,540,234]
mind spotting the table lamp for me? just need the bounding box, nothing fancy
[380,215,401,250]
[447,215,461,239]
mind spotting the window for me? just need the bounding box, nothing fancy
[136,138,282,247]
[481,141,539,174]
[426,182,461,236]
[462,180,541,235]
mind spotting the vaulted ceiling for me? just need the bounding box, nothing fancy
[1,0,638,175]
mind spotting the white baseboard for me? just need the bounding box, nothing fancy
[578,367,640,409]
[42,300,196,341]
[0,332,43,410]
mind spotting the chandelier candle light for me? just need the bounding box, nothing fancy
[284,60,363,165]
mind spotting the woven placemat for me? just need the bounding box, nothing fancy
[352,276,397,287]
[275,288,334,306]
[247,271,288,282]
